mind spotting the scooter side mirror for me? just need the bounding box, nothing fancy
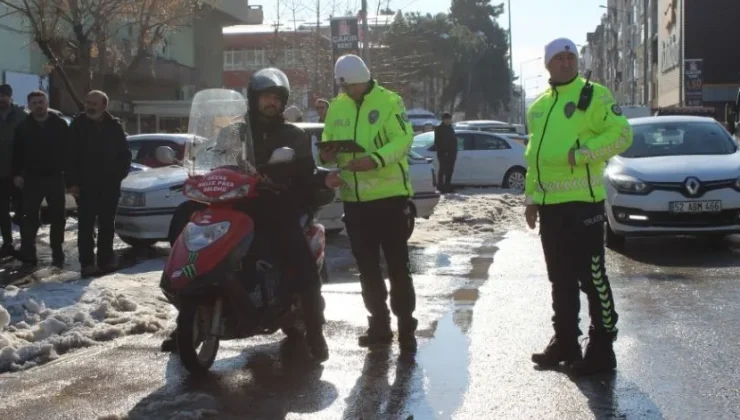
[155,146,178,165]
[268,147,296,164]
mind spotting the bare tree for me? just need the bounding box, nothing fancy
[0,0,208,110]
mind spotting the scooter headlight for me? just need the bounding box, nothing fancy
[184,221,231,252]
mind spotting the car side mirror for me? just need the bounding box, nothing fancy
[155,146,177,165]
[268,147,296,164]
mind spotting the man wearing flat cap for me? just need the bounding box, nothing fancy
[524,37,633,376]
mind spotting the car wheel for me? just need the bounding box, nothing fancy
[119,235,157,248]
[604,221,625,250]
[502,167,526,191]
[406,202,416,240]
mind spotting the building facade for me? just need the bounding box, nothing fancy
[0,5,52,108]
[585,0,740,121]
[222,23,331,116]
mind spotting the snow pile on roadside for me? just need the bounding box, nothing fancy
[0,260,172,373]
[413,188,525,243]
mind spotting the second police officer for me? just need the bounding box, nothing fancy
[525,37,633,376]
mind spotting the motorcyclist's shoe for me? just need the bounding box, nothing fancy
[160,330,177,353]
[358,316,393,348]
[306,331,329,363]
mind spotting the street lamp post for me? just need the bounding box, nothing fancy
[507,0,514,119]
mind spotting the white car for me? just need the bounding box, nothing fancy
[407,108,441,133]
[411,129,528,190]
[453,120,517,133]
[604,115,740,248]
[115,123,440,246]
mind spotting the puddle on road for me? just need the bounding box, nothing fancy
[409,239,500,417]
[450,243,498,333]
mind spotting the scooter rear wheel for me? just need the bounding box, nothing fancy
[177,303,220,375]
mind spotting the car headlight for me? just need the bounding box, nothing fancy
[608,174,651,195]
[119,191,146,207]
[184,221,231,252]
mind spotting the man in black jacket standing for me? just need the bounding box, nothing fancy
[434,112,457,193]
[0,84,27,256]
[12,90,70,268]
[67,90,131,277]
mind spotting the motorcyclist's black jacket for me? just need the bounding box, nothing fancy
[219,113,332,212]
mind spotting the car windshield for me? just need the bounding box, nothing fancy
[621,121,738,158]
[412,132,434,149]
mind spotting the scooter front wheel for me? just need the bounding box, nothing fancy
[177,301,221,375]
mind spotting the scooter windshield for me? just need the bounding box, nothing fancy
[184,88,256,176]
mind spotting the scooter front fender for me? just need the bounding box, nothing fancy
[164,207,255,290]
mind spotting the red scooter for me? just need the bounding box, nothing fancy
[159,89,327,375]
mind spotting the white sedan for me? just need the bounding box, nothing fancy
[115,123,441,246]
[604,115,740,248]
[411,129,527,190]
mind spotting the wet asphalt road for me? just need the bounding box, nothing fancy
[1,231,740,419]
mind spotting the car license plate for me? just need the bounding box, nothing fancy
[669,200,722,213]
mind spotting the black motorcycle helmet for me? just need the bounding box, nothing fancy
[247,68,291,115]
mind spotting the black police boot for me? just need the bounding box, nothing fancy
[358,316,393,348]
[571,330,617,376]
[532,335,582,368]
[397,316,418,353]
[160,330,177,353]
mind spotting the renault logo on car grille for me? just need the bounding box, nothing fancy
[684,177,701,196]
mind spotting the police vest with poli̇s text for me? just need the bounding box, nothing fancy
[321,82,415,203]
[524,76,634,205]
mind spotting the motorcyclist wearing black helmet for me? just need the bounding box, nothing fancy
[161,68,342,363]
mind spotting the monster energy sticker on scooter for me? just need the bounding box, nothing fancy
[181,264,197,278]
[188,252,198,264]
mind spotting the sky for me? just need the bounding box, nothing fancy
[262,0,607,99]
